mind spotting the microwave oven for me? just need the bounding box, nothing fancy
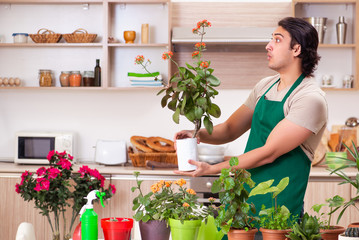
[15,132,74,164]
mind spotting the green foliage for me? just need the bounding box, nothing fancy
[311,195,345,229]
[249,177,296,230]
[211,157,259,233]
[132,172,210,224]
[286,213,322,240]
[327,141,359,224]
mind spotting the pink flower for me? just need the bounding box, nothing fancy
[109,184,116,194]
[15,183,21,193]
[34,178,50,191]
[47,150,55,161]
[20,171,32,184]
[36,167,47,176]
[57,158,72,170]
[47,167,60,179]
[79,165,91,177]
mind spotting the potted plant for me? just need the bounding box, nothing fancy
[311,195,345,240]
[326,141,359,227]
[135,19,221,171]
[132,171,210,240]
[101,217,134,240]
[15,150,116,240]
[248,177,297,240]
[286,212,322,240]
[211,157,259,240]
[131,171,171,240]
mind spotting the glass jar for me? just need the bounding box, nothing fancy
[59,71,71,87]
[39,69,53,87]
[69,71,82,87]
[83,71,95,86]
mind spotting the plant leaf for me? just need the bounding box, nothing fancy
[203,116,213,135]
[172,108,180,124]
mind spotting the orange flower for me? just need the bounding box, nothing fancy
[197,19,211,28]
[151,184,159,193]
[208,197,215,203]
[192,51,200,58]
[165,181,172,187]
[200,61,209,68]
[183,202,190,208]
[174,178,186,186]
[162,51,173,60]
[135,55,145,64]
[157,180,165,188]
[192,27,199,34]
[195,42,206,49]
[186,188,196,195]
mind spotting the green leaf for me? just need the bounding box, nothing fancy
[203,116,213,135]
[194,107,204,119]
[185,109,195,122]
[211,179,222,193]
[173,108,180,124]
[224,178,235,190]
[207,75,221,87]
[273,177,289,198]
[168,99,177,111]
[208,103,221,118]
[161,95,171,108]
[229,157,239,167]
[196,97,207,107]
[249,179,275,197]
[186,62,196,70]
[133,211,143,221]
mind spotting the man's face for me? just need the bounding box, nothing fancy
[265,26,299,73]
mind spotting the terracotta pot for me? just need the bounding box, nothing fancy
[349,223,359,228]
[260,228,291,240]
[320,226,346,240]
[139,220,170,240]
[228,228,258,240]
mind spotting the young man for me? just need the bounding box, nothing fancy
[174,17,328,223]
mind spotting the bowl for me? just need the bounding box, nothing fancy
[198,155,224,164]
[325,152,348,170]
[197,143,227,156]
[124,31,136,43]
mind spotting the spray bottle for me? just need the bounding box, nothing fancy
[79,190,106,240]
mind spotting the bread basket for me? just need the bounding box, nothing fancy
[128,147,178,167]
[63,28,97,43]
[29,28,62,43]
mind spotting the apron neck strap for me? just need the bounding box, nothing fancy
[282,73,306,102]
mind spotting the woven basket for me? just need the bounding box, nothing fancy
[128,147,178,167]
[29,28,62,43]
[63,28,97,43]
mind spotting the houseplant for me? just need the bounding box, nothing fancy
[211,156,259,240]
[132,171,210,240]
[248,177,297,240]
[311,195,345,240]
[286,212,322,240]
[15,150,116,240]
[135,19,221,171]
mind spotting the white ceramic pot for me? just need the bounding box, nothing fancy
[15,222,36,240]
[339,234,359,240]
[176,138,198,171]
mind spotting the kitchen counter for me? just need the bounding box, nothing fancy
[0,162,357,178]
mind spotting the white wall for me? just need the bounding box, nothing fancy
[0,86,356,162]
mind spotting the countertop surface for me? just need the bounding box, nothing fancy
[0,162,358,178]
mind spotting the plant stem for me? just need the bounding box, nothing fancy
[46,214,54,234]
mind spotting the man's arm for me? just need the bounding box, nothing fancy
[175,118,313,176]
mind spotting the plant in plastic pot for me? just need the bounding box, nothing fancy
[101,217,133,240]
[211,157,259,240]
[248,177,297,240]
[134,19,221,171]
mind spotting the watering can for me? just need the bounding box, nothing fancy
[197,216,225,240]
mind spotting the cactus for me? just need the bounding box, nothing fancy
[345,227,359,237]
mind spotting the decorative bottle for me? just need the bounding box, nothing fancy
[94,59,101,87]
[336,16,347,44]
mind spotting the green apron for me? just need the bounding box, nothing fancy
[245,73,311,225]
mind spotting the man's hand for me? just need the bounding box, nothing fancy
[173,160,213,177]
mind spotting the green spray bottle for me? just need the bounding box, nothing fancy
[79,190,106,240]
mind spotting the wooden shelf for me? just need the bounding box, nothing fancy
[108,43,169,47]
[0,43,103,47]
[319,44,356,48]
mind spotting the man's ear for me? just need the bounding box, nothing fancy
[292,44,301,57]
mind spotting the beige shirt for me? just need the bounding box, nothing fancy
[244,74,328,161]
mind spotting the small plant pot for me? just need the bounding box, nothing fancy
[228,228,258,240]
[139,220,170,240]
[123,31,136,43]
[339,234,359,240]
[320,226,345,240]
[260,228,291,240]
[176,138,198,171]
[101,218,133,240]
[169,218,201,240]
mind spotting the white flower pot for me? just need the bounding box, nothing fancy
[339,234,359,240]
[176,138,198,171]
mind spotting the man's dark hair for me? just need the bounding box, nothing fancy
[278,17,321,77]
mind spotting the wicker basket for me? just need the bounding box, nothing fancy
[63,28,97,43]
[29,28,62,43]
[128,147,178,167]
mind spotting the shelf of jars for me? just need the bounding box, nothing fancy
[0,43,103,47]
[292,0,358,90]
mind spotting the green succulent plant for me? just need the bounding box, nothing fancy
[286,213,322,240]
